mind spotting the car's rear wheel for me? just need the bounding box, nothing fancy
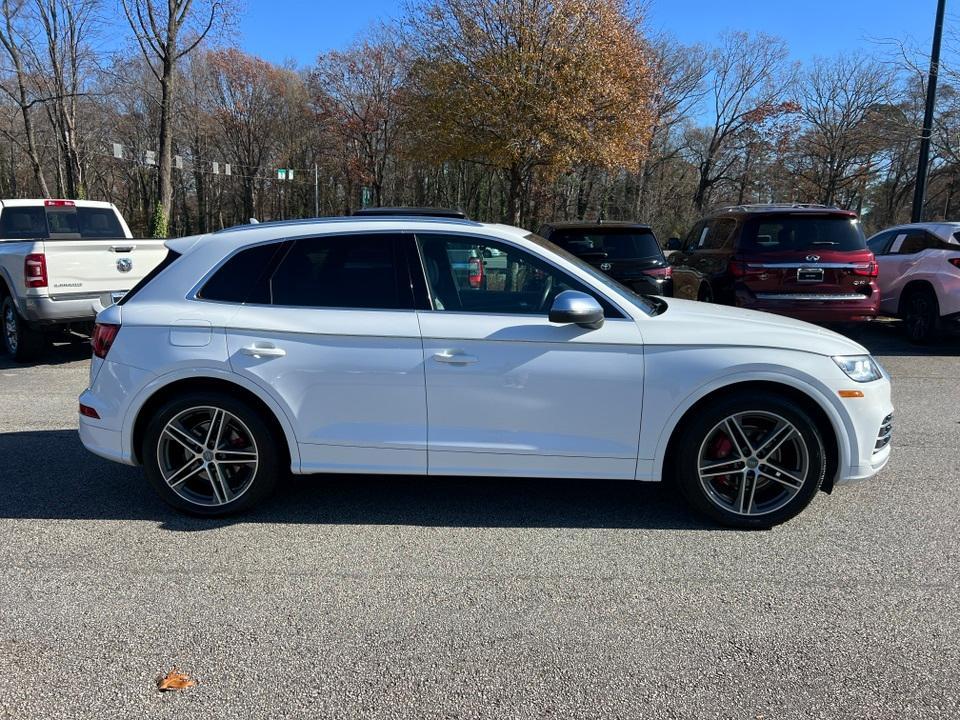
[673,392,826,528]
[2,296,45,362]
[142,391,280,516]
[697,283,713,303]
[901,286,940,344]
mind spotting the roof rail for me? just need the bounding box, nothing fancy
[213,214,481,234]
[715,202,846,213]
[352,207,468,219]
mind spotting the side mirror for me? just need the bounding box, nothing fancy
[666,237,682,251]
[549,290,604,329]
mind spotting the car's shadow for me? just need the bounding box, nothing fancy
[0,429,717,532]
[0,337,91,369]
[835,320,960,357]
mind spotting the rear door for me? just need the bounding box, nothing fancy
[735,213,874,300]
[220,233,428,475]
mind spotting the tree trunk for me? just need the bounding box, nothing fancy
[155,38,177,237]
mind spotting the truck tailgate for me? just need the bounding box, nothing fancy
[43,239,168,296]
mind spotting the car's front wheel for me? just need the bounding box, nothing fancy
[142,391,281,516]
[673,392,827,528]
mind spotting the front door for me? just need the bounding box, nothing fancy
[415,233,645,480]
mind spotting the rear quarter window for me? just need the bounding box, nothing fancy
[198,242,289,304]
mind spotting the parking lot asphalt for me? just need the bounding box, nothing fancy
[1,324,958,719]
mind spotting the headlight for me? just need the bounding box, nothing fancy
[832,355,883,383]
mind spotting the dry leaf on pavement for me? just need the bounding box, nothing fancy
[157,669,197,692]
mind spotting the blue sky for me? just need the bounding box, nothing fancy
[238,0,944,66]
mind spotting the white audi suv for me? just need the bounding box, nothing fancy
[78,215,894,527]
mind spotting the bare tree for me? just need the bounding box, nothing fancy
[0,0,49,195]
[691,31,793,210]
[120,0,228,236]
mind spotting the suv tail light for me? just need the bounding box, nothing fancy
[948,257,960,269]
[643,266,672,279]
[24,253,47,288]
[468,256,484,288]
[729,260,764,278]
[91,322,120,359]
[852,261,879,278]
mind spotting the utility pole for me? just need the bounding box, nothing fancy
[912,0,947,223]
[314,163,319,217]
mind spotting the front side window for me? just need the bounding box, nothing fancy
[417,233,622,317]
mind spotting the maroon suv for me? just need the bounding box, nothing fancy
[666,204,879,323]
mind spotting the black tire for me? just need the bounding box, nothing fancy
[1,295,46,362]
[142,391,281,516]
[697,283,713,303]
[900,286,940,344]
[672,391,827,529]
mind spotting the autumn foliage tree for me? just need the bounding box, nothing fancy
[403,0,652,224]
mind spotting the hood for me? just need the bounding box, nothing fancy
[640,298,868,356]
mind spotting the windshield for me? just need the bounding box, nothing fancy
[739,214,866,253]
[526,232,662,316]
[548,228,662,261]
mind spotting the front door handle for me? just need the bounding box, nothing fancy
[240,344,286,358]
[433,350,478,365]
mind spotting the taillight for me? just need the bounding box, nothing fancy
[24,253,47,288]
[948,257,960,269]
[729,260,763,278]
[643,266,672,279]
[853,261,879,278]
[91,322,120,359]
[468,256,484,288]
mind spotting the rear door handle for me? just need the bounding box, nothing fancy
[240,344,286,358]
[433,350,478,365]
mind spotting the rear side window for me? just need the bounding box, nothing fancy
[548,228,663,261]
[0,207,47,238]
[269,234,410,309]
[198,242,288,304]
[700,219,737,250]
[897,231,938,255]
[739,215,866,253]
[867,231,895,255]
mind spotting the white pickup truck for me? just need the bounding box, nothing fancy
[0,199,167,360]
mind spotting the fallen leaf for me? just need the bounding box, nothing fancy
[157,669,197,692]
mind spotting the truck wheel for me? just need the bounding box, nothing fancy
[1,296,45,362]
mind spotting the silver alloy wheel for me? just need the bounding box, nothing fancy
[157,405,259,507]
[3,303,18,354]
[697,410,809,517]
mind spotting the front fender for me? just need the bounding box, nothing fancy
[640,349,857,484]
